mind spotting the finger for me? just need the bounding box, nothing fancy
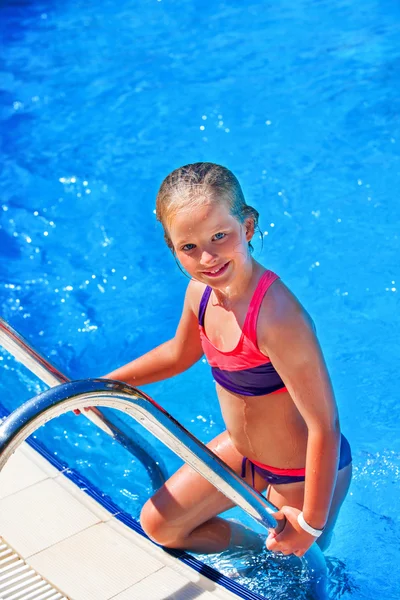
[266,537,288,555]
[266,536,279,552]
[272,510,284,521]
[272,511,287,535]
[280,504,301,522]
[274,546,291,556]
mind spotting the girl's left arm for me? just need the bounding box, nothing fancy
[258,280,341,556]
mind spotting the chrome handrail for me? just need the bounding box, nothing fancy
[0,378,327,592]
[0,317,167,489]
[0,379,279,525]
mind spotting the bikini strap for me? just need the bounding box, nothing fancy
[198,286,212,326]
[243,270,280,340]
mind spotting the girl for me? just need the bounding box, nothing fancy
[106,162,352,558]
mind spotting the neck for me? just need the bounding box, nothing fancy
[213,259,263,306]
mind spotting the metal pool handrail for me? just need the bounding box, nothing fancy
[0,379,281,524]
[0,317,167,489]
[0,378,327,589]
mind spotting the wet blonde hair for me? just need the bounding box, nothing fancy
[155,162,260,252]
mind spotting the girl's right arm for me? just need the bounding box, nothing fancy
[104,280,204,387]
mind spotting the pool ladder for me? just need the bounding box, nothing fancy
[0,317,327,596]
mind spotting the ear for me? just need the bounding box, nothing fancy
[244,217,255,241]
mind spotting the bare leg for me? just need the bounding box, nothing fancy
[267,463,352,551]
[141,428,351,554]
[140,430,268,553]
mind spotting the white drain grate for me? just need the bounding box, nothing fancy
[0,540,69,600]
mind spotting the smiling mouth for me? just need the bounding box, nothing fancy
[202,262,230,277]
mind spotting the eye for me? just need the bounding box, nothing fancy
[213,232,226,241]
[181,243,196,252]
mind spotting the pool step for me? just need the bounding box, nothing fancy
[0,539,68,600]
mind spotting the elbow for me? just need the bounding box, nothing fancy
[308,416,341,440]
[176,350,204,373]
[323,413,340,435]
[169,338,203,374]
[329,413,341,438]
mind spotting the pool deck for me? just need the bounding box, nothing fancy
[0,443,239,600]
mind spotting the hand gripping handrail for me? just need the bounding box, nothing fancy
[0,317,167,489]
[0,378,327,595]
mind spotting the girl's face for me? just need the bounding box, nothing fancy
[168,199,254,287]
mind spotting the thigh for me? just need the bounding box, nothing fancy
[140,429,268,543]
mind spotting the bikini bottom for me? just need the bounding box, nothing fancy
[241,433,352,487]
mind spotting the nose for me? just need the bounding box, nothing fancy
[200,248,218,267]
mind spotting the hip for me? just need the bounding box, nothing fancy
[242,434,352,487]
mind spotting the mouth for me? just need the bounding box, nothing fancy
[202,261,230,278]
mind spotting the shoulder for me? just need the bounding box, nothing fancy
[257,279,316,352]
[260,279,309,323]
[184,278,208,316]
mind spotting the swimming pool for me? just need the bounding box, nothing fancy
[1,0,399,598]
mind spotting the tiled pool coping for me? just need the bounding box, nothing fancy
[0,397,266,600]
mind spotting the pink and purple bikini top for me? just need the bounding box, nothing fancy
[198,270,288,397]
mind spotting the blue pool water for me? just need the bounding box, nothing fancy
[1,0,400,598]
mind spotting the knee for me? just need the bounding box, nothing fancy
[140,499,185,549]
[140,499,166,544]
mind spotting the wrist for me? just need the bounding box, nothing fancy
[297,512,325,538]
[302,509,327,531]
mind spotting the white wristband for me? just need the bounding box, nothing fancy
[297,512,324,538]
